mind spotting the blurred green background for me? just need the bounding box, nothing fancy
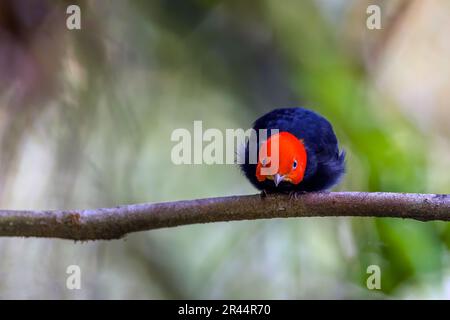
[0,0,449,299]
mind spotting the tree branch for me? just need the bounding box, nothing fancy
[0,192,449,241]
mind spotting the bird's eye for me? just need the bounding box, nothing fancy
[261,158,267,166]
[292,160,298,170]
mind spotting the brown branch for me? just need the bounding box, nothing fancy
[0,192,449,241]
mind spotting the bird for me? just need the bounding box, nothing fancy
[240,107,345,193]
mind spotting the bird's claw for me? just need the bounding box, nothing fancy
[288,191,307,200]
[260,189,268,199]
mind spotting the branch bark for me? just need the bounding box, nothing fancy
[0,192,449,241]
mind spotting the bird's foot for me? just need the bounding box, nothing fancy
[288,190,308,200]
[260,189,268,199]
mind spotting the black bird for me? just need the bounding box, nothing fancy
[241,107,345,193]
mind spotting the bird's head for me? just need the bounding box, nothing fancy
[255,132,307,187]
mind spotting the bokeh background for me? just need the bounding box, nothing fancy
[0,0,449,299]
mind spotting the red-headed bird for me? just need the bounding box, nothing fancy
[241,107,345,193]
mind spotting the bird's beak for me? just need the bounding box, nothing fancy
[273,174,284,187]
